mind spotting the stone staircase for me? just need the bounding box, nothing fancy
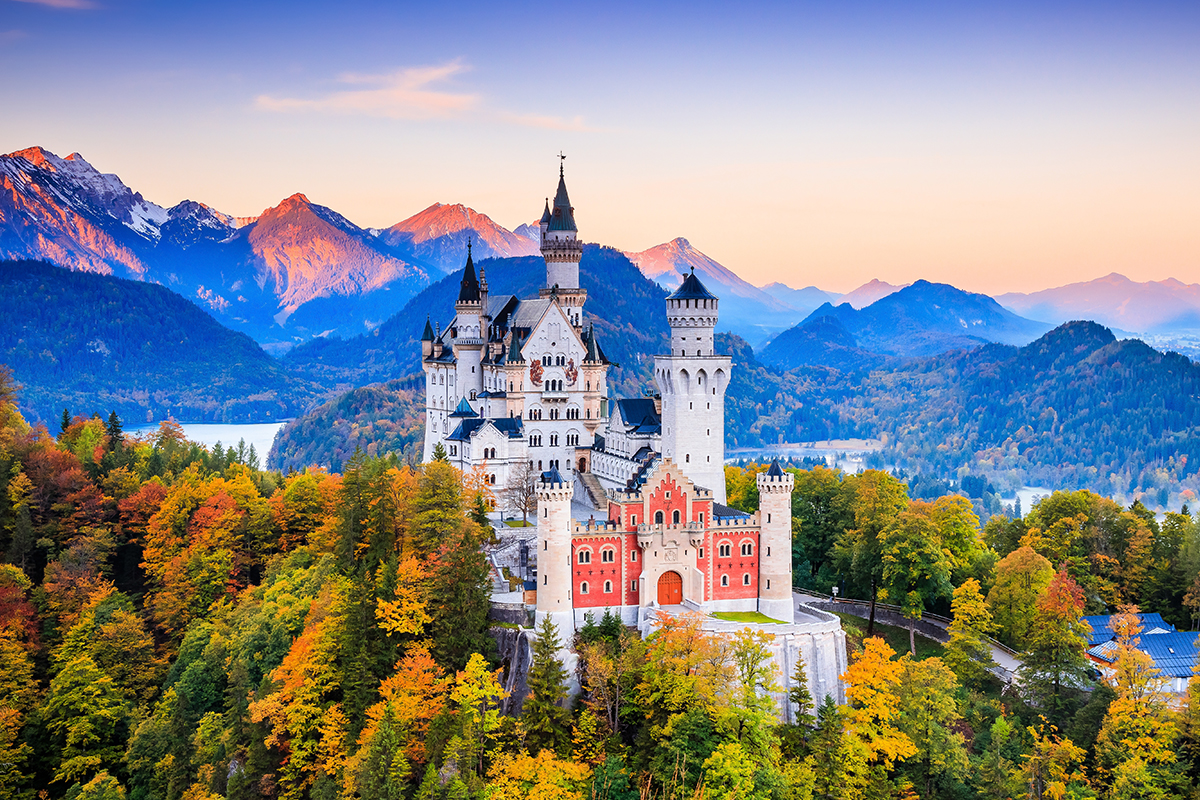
[578,471,609,510]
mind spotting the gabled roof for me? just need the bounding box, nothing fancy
[615,398,660,434]
[668,267,717,301]
[449,397,478,418]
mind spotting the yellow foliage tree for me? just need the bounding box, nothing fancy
[840,637,916,771]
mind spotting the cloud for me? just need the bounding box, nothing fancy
[256,61,479,120]
[10,0,98,8]
[499,112,594,132]
[0,29,30,44]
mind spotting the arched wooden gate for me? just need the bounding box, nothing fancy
[657,571,682,605]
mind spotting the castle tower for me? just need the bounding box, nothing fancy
[535,467,576,641]
[540,160,585,329]
[654,268,732,503]
[756,460,795,621]
[453,243,486,404]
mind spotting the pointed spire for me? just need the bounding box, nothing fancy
[540,198,551,226]
[450,397,478,418]
[421,316,435,341]
[767,459,785,478]
[457,245,480,303]
[549,160,577,232]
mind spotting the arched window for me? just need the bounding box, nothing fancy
[743,573,751,586]
[601,548,615,563]
[741,543,753,556]
[719,543,731,558]
[721,574,729,587]
[604,580,613,593]
[672,510,680,525]
[578,550,591,564]
[580,581,589,594]
[654,511,664,524]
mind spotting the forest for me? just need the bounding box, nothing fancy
[4,364,1200,800]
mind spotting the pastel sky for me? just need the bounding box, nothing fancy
[1,0,1197,294]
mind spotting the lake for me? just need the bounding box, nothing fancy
[129,421,289,461]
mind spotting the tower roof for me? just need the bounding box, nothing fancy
[667,267,717,301]
[457,247,480,303]
[539,198,551,226]
[548,172,577,232]
[541,466,566,485]
[449,397,478,418]
[421,317,434,341]
[767,459,785,478]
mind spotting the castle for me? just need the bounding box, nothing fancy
[422,168,847,702]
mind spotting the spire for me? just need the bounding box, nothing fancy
[667,268,717,301]
[421,316,435,341]
[540,198,551,226]
[767,459,785,478]
[585,324,600,362]
[548,160,577,232]
[450,397,478,418]
[457,246,480,303]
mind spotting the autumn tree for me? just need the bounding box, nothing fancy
[987,545,1054,649]
[806,696,869,800]
[943,578,996,688]
[1020,568,1093,721]
[840,636,916,786]
[1022,719,1090,800]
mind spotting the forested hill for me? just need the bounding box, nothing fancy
[0,259,322,425]
[283,245,670,398]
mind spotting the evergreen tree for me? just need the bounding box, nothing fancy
[524,616,571,755]
[427,523,494,671]
[432,442,449,462]
[788,652,815,730]
[61,407,70,437]
[105,411,122,451]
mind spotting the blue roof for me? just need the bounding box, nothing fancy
[449,397,478,418]
[541,466,566,484]
[1089,631,1200,678]
[767,459,785,477]
[713,502,751,520]
[548,174,577,232]
[615,398,660,433]
[667,268,717,301]
[446,417,524,442]
[1081,613,1175,646]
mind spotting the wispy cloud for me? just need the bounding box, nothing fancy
[499,112,594,132]
[0,29,29,44]
[11,0,99,9]
[256,61,479,120]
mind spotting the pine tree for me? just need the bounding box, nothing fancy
[105,411,123,451]
[524,615,571,755]
[788,652,815,729]
[432,442,449,462]
[427,523,494,671]
[61,407,70,437]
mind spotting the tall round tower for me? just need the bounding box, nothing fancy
[453,244,487,404]
[756,460,795,621]
[535,466,576,641]
[540,160,586,328]
[654,268,732,503]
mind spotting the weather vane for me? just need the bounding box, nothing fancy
[558,151,566,175]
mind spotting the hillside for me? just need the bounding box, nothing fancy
[284,244,670,398]
[997,272,1200,334]
[267,378,424,472]
[0,259,321,424]
[758,314,890,372]
[790,279,1050,360]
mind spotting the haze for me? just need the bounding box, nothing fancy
[1,0,1196,294]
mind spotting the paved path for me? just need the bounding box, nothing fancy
[795,590,1022,683]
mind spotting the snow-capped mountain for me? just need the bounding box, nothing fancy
[381,202,538,273]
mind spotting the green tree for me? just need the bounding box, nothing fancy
[943,578,996,688]
[805,696,869,800]
[44,655,130,786]
[105,411,123,452]
[426,521,494,671]
[972,715,1022,800]
[792,466,853,581]
[833,470,909,636]
[787,652,816,731]
[896,656,967,798]
[880,502,953,655]
[523,616,571,755]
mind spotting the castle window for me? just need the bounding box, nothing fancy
[601,549,614,563]
[604,580,612,593]
[767,580,771,589]
[630,549,637,561]
[697,350,701,356]
[741,543,753,556]
[767,514,771,523]
[631,515,637,526]
[719,543,731,558]
[550,434,558,447]
[699,548,704,559]
[721,574,729,587]
[685,454,689,463]
[580,582,589,594]
[578,550,591,564]
[489,474,496,484]
[743,574,751,586]
[450,446,457,456]
[672,510,680,525]
[631,580,638,591]
[655,511,664,524]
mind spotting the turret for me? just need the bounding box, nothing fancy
[535,467,576,641]
[421,317,435,359]
[540,159,586,328]
[654,268,732,503]
[756,460,794,621]
[453,243,485,402]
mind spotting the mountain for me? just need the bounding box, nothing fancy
[757,315,890,372]
[284,245,670,399]
[0,259,321,425]
[0,147,433,351]
[380,203,539,274]
[775,280,1051,363]
[759,282,839,314]
[624,237,803,346]
[997,273,1200,334]
[837,278,907,309]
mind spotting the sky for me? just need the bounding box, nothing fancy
[1,0,1197,294]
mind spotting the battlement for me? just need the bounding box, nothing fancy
[572,520,624,534]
